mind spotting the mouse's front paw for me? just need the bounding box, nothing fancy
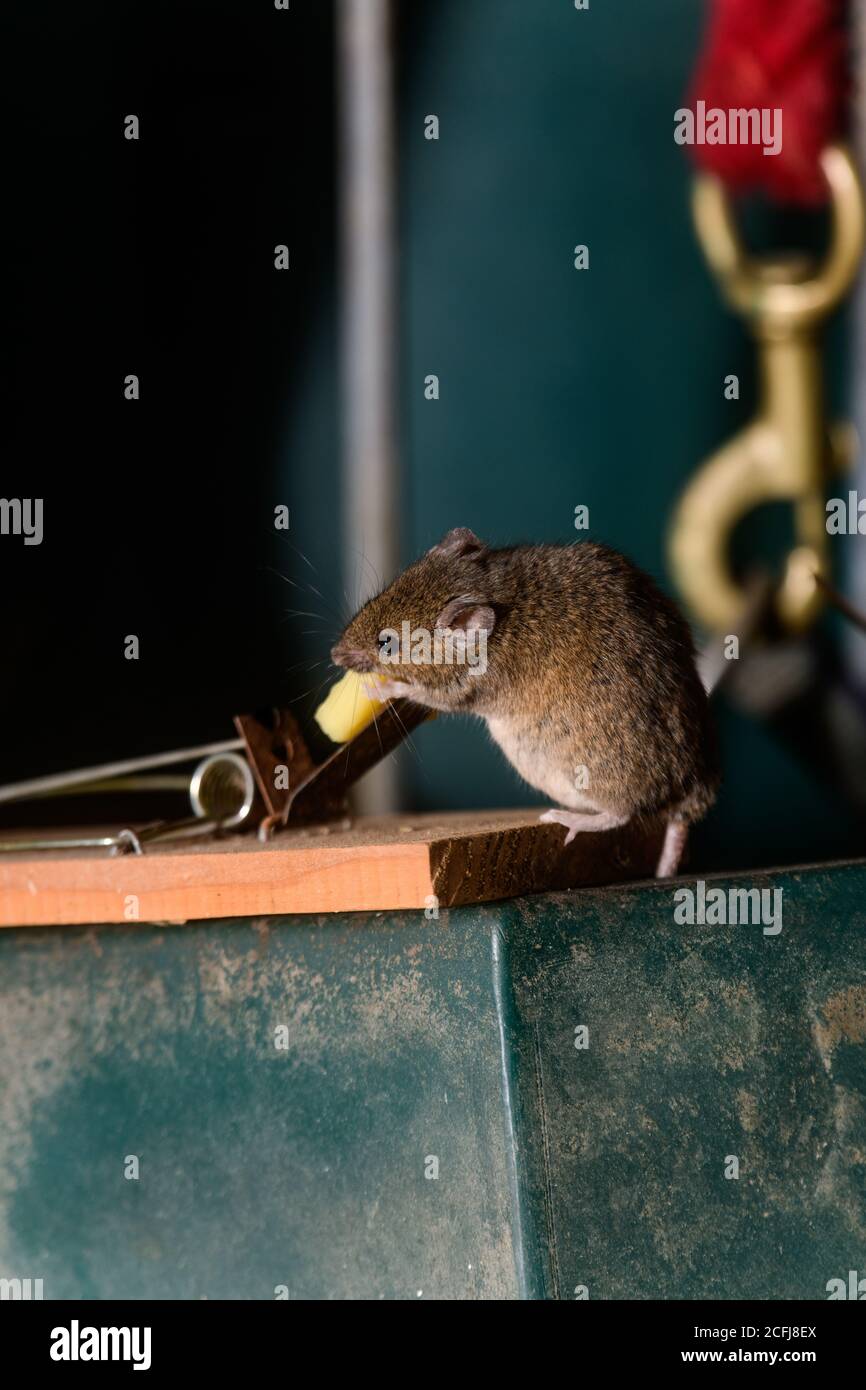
[367,678,415,702]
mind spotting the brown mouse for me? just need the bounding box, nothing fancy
[331,527,719,877]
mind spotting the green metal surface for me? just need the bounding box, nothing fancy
[1,862,865,1299]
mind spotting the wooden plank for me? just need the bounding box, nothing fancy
[0,810,666,927]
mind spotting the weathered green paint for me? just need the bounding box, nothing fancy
[1,863,864,1299]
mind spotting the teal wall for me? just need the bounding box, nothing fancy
[287,0,860,872]
[399,0,716,815]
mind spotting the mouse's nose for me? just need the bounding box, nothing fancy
[331,643,373,672]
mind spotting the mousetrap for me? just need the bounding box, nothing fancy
[0,696,432,855]
[0,689,667,926]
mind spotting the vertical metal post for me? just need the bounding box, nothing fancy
[850,3,866,686]
[338,0,400,813]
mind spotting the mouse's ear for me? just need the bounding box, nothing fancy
[435,595,496,634]
[429,527,487,559]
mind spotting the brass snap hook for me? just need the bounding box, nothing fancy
[669,145,865,634]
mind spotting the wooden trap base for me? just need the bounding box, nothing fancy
[0,809,666,927]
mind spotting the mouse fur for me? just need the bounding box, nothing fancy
[331,527,719,849]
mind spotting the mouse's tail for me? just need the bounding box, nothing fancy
[656,818,689,879]
[655,772,719,878]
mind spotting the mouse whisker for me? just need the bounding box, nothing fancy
[347,540,383,611]
[367,701,386,765]
[383,700,424,768]
[267,541,351,625]
[286,671,335,708]
[341,674,365,777]
[283,659,327,678]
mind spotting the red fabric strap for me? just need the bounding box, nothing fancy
[686,0,849,204]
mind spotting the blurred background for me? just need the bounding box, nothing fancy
[3,0,866,871]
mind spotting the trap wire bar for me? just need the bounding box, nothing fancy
[0,696,433,856]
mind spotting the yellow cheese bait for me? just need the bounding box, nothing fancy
[313,671,386,744]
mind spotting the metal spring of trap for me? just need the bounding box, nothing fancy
[0,741,256,856]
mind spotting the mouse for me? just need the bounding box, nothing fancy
[330,527,720,878]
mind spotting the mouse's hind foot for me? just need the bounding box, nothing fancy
[539,807,630,846]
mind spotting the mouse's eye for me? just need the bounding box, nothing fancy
[378,631,400,661]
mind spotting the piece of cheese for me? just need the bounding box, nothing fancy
[314,671,386,744]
